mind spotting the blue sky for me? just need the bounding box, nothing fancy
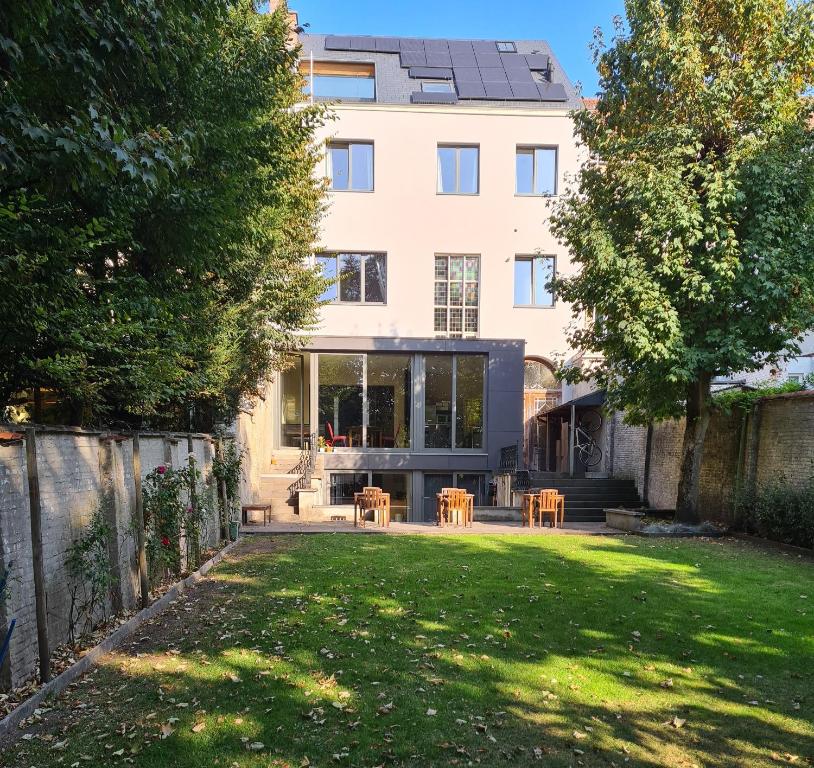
[290,0,627,96]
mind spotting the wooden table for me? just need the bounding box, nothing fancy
[242,504,271,526]
[353,491,391,527]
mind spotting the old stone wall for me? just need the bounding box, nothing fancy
[0,428,225,690]
[610,392,814,520]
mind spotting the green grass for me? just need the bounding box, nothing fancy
[3,534,813,767]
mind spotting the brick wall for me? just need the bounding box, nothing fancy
[610,392,814,521]
[0,428,225,690]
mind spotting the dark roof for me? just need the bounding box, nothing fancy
[539,389,607,419]
[301,34,582,110]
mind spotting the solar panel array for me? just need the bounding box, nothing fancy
[323,36,568,104]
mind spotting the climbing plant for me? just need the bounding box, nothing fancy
[142,466,187,585]
[65,507,114,646]
[213,441,244,528]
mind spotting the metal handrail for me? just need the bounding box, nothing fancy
[287,432,317,496]
[499,443,519,472]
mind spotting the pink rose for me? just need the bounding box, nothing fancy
[156,465,166,475]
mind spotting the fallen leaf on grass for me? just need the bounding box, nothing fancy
[191,722,205,733]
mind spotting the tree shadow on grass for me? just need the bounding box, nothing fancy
[2,533,813,768]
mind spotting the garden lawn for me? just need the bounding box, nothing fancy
[2,534,813,768]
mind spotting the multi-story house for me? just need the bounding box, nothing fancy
[240,27,587,522]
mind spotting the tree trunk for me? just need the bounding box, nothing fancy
[675,373,713,523]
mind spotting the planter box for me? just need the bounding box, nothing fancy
[605,507,646,532]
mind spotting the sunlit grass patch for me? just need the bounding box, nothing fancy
[3,534,813,768]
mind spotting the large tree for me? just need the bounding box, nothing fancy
[552,0,814,521]
[0,1,326,429]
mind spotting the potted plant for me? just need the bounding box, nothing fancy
[318,436,327,453]
[228,507,240,541]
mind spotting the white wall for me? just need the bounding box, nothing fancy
[312,102,581,364]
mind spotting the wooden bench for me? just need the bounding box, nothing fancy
[242,504,271,526]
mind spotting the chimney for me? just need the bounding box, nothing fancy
[266,1,300,47]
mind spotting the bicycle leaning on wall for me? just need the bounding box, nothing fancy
[574,410,603,469]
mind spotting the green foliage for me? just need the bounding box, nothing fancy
[142,466,187,583]
[0,1,327,428]
[712,379,805,413]
[65,507,113,645]
[736,478,814,548]
[551,0,814,425]
[212,440,244,524]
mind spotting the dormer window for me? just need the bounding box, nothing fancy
[496,41,517,53]
[301,61,376,101]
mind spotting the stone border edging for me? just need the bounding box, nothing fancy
[0,538,242,740]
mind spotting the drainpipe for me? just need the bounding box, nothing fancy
[641,422,653,506]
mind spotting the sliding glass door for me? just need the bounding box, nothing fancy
[423,354,486,450]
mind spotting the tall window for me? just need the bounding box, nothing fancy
[437,145,479,194]
[424,355,486,449]
[327,142,373,191]
[434,255,479,337]
[317,253,386,303]
[317,353,411,450]
[516,146,557,195]
[514,255,555,307]
[301,61,376,101]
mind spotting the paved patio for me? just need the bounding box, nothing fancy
[241,520,612,535]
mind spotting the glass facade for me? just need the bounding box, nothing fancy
[367,354,411,448]
[280,354,310,447]
[327,471,411,523]
[455,356,486,449]
[424,354,486,450]
[318,354,364,446]
[424,354,453,448]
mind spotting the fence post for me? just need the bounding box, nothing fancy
[216,438,228,541]
[24,427,50,683]
[186,434,200,568]
[131,434,149,610]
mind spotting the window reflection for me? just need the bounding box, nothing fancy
[424,355,453,448]
[455,356,485,448]
[367,354,411,448]
[318,354,364,446]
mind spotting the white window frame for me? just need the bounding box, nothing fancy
[434,254,480,338]
[326,141,374,192]
[515,145,558,196]
[436,144,480,195]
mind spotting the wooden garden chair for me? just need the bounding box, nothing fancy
[354,486,388,527]
[521,492,537,527]
[444,488,469,527]
[537,489,560,528]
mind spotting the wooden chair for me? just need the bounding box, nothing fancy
[354,487,390,528]
[444,488,469,527]
[537,489,559,528]
[326,421,347,448]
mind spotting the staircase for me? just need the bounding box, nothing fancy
[524,473,643,523]
[255,446,323,524]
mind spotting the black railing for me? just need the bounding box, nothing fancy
[498,443,519,472]
[287,432,317,496]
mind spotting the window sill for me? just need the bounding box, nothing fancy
[514,193,558,198]
[328,188,375,194]
[513,304,556,309]
[436,192,480,196]
[323,301,387,306]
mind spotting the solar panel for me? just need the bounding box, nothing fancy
[455,81,487,99]
[408,67,454,79]
[400,38,424,52]
[525,54,551,71]
[424,39,450,53]
[324,36,352,51]
[448,40,475,53]
[510,83,540,100]
[410,91,458,104]
[500,54,528,70]
[349,37,378,52]
[450,52,477,67]
[472,40,498,53]
[484,82,513,99]
[375,38,402,53]
[480,67,508,84]
[537,82,568,101]
[474,53,502,69]
[506,68,535,84]
[426,52,453,67]
[400,51,427,67]
[452,67,481,83]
